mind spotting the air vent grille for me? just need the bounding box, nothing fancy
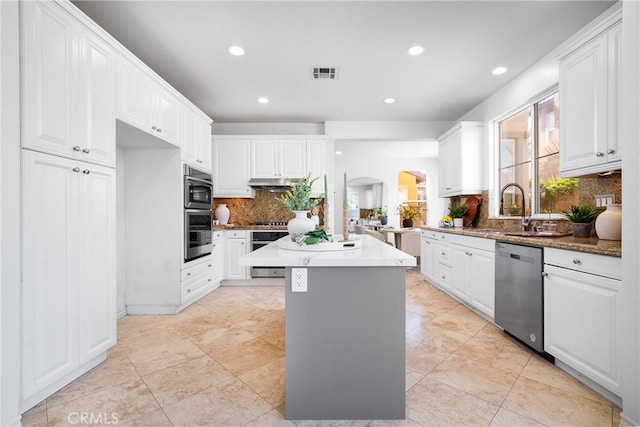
[312,67,338,79]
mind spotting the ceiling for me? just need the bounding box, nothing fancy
[72,1,615,124]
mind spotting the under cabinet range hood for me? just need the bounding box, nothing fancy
[247,178,292,192]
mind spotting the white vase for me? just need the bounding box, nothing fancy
[288,211,315,238]
[214,204,230,225]
[595,204,621,240]
[453,218,463,228]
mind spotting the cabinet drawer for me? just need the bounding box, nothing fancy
[422,230,442,240]
[545,247,621,280]
[181,259,213,282]
[439,264,453,288]
[439,244,452,265]
[212,230,223,241]
[182,272,213,301]
[226,230,247,239]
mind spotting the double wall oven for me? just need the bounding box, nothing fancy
[184,165,213,262]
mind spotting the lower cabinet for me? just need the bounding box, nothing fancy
[211,231,224,284]
[420,234,439,284]
[544,248,621,395]
[21,149,116,407]
[224,230,250,280]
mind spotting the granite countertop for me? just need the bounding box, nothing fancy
[421,226,621,258]
[212,225,288,231]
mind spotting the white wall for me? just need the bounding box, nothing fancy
[326,121,453,140]
[620,2,639,425]
[213,122,324,135]
[333,140,445,235]
[1,1,22,424]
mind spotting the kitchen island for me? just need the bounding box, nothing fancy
[239,235,416,420]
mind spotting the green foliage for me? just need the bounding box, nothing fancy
[396,203,421,220]
[448,204,468,218]
[278,174,322,211]
[372,206,388,219]
[295,229,329,245]
[562,204,600,223]
[540,177,578,211]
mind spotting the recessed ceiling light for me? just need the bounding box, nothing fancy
[407,45,424,56]
[383,98,396,104]
[228,45,245,56]
[492,66,508,75]
[335,151,342,155]
[257,97,269,104]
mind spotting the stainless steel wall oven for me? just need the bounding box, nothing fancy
[184,165,213,262]
[184,165,213,210]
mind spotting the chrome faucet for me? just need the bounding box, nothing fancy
[499,183,531,231]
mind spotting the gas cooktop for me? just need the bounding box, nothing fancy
[250,222,287,226]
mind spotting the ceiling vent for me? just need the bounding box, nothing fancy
[311,67,339,79]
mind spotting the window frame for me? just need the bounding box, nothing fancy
[492,84,565,220]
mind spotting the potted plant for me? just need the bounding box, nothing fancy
[278,174,322,237]
[397,203,421,228]
[562,204,600,237]
[448,204,468,228]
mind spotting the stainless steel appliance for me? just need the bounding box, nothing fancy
[184,165,213,209]
[495,242,545,352]
[250,230,288,277]
[185,209,213,262]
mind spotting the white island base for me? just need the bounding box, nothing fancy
[240,235,416,420]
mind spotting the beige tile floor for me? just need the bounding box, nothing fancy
[23,269,620,427]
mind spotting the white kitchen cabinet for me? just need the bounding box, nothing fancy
[22,149,115,406]
[306,139,326,197]
[544,248,621,395]
[182,106,212,171]
[213,138,254,198]
[420,232,439,285]
[437,122,483,197]
[181,255,215,305]
[117,57,181,147]
[250,139,306,179]
[559,17,622,177]
[211,231,224,284]
[224,230,249,280]
[21,1,116,167]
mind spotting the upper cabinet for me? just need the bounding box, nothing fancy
[116,57,181,147]
[437,122,483,198]
[306,139,326,197]
[21,1,116,167]
[182,106,212,172]
[250,139,307,179]
[213,138,254,198]
[559,14,622,177]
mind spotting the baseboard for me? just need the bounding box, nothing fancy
[116,308,127,318]
[222,278,284,287]
[619,412,639,427]
[555,359,622,408]
[125,304,177,315]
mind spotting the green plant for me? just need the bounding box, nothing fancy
[448,204,468,218]
[377,206,388,218]
[278,174,322,211]
[540,177,579,211]
[396,203,421,220]
[562,204,600,223]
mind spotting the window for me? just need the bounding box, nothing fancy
[497,91,578,216]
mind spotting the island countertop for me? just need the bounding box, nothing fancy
[239,234,417,268]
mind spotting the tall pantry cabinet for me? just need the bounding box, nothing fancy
[20,1,116,409]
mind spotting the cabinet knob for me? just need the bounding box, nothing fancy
[72,167,81,173]
[82,148,90,154]
[152,126,157,131]
[208,264,212,267]
[186,288,191,293]
[72,146,81,152]
[187,272,191,276]
[596,152,604,157]
[208,278,212,282]
[82,169,90,175]
[542,272,549,277]
[157,128,162,133]
[607,148,615,154]
[572,259,581,265]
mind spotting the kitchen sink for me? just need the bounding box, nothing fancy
[503,231,572,238]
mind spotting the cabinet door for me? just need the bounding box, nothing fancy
[196,117,212,171]
[22,1,77,157]
[420,238,430,278]
[251,139,279,178]
[211,240,224,284]
[467,248,495,318]
[451,245,469,301]
[544,264,620,394]
[77,163,116,363]
[607,23,622,163]
[22,151,80,398]
[116,58,155,132]
[280,139,306,179]
[181,107,198,165]
[560,34,607,173]
[306,139,325,197]
[214,139,253,197]
[438,132,461,197]
[155,88,181,147]
[77,29,116,167]
[225,238,248,280]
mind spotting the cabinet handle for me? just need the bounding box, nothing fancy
[157,128,162,133]
[152,126,157,131]
[197,159,202,163]
[607,149,615,154]
[82,169,90,174]
[596,152,604,157]
[441,252,445,256]
[208,278,212,282]
[72,146,81,152]
[441,275,446,279]
[541,272,549,277]
[82,148,90,154]
[72,167,81,173]
[208,264,212,267]
[187,272,191,276]
[572,259,581,265]
[186,288,191,293]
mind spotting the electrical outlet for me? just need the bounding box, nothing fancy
[595,194,615,207]
[292,268,307,292]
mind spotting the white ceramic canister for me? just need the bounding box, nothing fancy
[288,211,315,238]
[453,218,464,228]
[214,203,230,225]
[595,204,621,240]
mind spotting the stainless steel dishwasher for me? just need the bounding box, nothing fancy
[495,242,544,352]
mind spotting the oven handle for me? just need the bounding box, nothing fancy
[185,176,213,186]
[185,209,213,213]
